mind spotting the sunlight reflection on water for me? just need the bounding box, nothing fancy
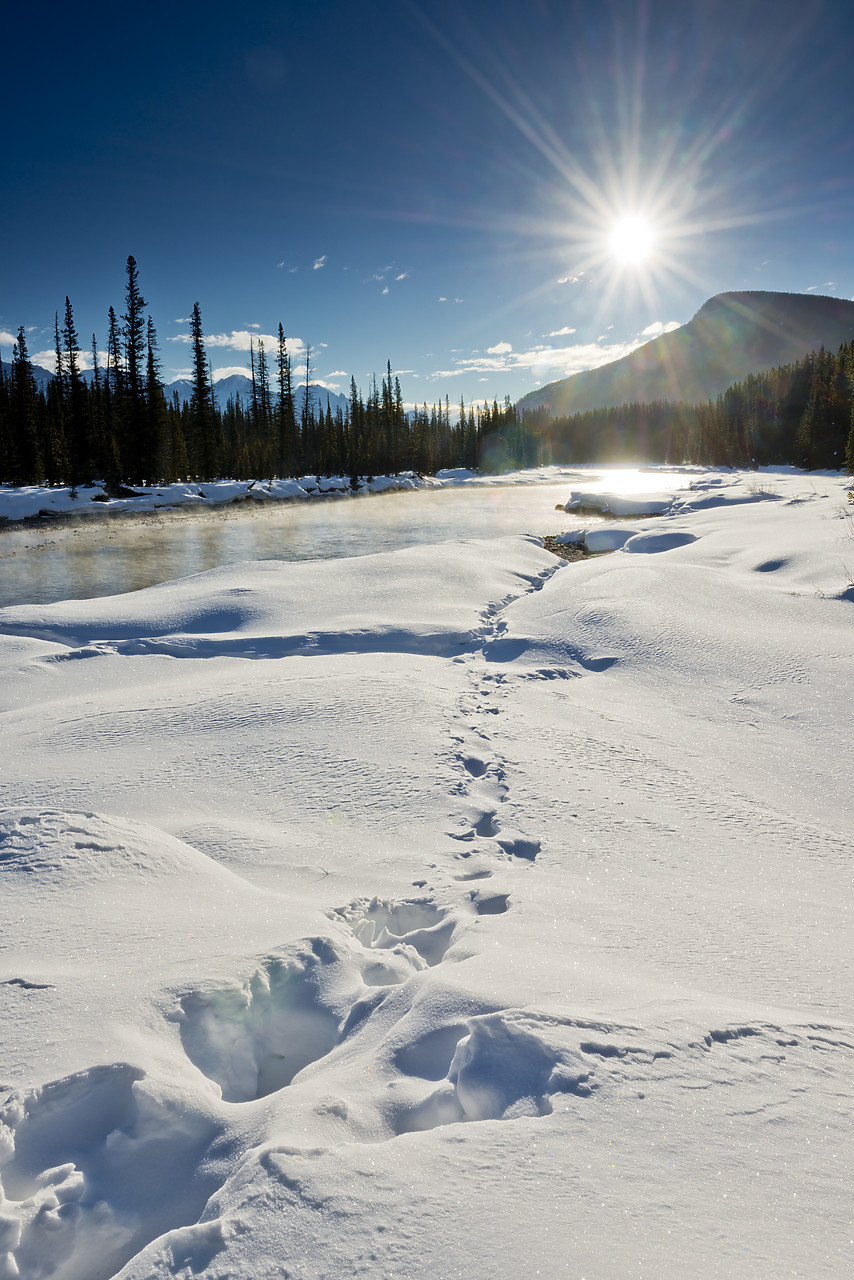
[1,469,695,607]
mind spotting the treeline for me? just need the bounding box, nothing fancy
[524,341,854,471]
[0,256,534,488]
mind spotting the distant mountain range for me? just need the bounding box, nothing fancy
[518,291,854,418]
[0,361,351,417]
[165,374,351,417]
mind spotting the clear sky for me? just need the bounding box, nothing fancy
[2,0,853,407]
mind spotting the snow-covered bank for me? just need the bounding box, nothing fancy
[0,466,612,526]
[1,468,852,1279]
[0,463,700,527]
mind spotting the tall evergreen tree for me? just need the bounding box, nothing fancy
[145,316,170,481]
[122,256,148,480]
[10,327,44,483]
[61,296,92,484]
[188,302,220,476]
[275,323,298,477]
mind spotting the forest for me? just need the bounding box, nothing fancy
[521,341,854,473]
[0,258,532,489]
[2,257,853,489]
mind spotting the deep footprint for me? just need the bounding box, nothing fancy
[395,1011,596,1134]
[335,897,457,967]
[0,1063,222,1280]
[173,938,358,1103]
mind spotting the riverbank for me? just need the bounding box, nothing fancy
[0,467,851,1279]
[0,463,703,530]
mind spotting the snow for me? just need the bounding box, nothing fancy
[0,467,852,1279]
[0,465,679,526]
[562,489,674,516]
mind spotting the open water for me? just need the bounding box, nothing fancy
[0,470,694,608]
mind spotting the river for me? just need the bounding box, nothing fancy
[0,470,694,608]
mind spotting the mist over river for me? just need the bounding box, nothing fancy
[0,470,693,608]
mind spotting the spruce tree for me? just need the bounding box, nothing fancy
[145,317,170,481]
[10,328,44,483]
[122,256,148,481]
[188,302,220,477]
[62,297,92,484]
[275,323,298,477]
[104,305,125,488]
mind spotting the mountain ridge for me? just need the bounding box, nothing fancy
[518,290,854,418]
[0,362,351,416]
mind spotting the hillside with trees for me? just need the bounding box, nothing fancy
[519,291,854,418]
[523,341,854,472]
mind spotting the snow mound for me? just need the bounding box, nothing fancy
[0,808,251,892]
[583,525,641,552]
[562,490,673,516]
[621,528,698,553]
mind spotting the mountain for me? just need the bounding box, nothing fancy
[0,361,351,418]
[0,360,55,391]
[518,291,854,417]
[168,374,351,418]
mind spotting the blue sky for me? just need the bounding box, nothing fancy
[2,0,854,406]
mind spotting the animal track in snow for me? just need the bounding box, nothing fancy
[0,1062,221,1280]
[334,897,458,967]
[443,563,561,863]
[469,889,510,915]
[172,938,362,1103]
[394,1011,597,1134]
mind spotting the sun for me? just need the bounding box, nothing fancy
[607,215,656,265]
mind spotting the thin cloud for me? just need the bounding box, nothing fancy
[438,297,447,303]
[429,335,655,381]
[31,348,98,373]
[487,341,512,355]
[382,287,389,295]
[313,255,327,270]
[395,272,409,281]
[641,320,681,338]
[167,329,306,358]
[174,317,191,324]
[545,326,577,337]
[303,378,341,393]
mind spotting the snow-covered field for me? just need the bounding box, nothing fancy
[1,468,852,1279]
